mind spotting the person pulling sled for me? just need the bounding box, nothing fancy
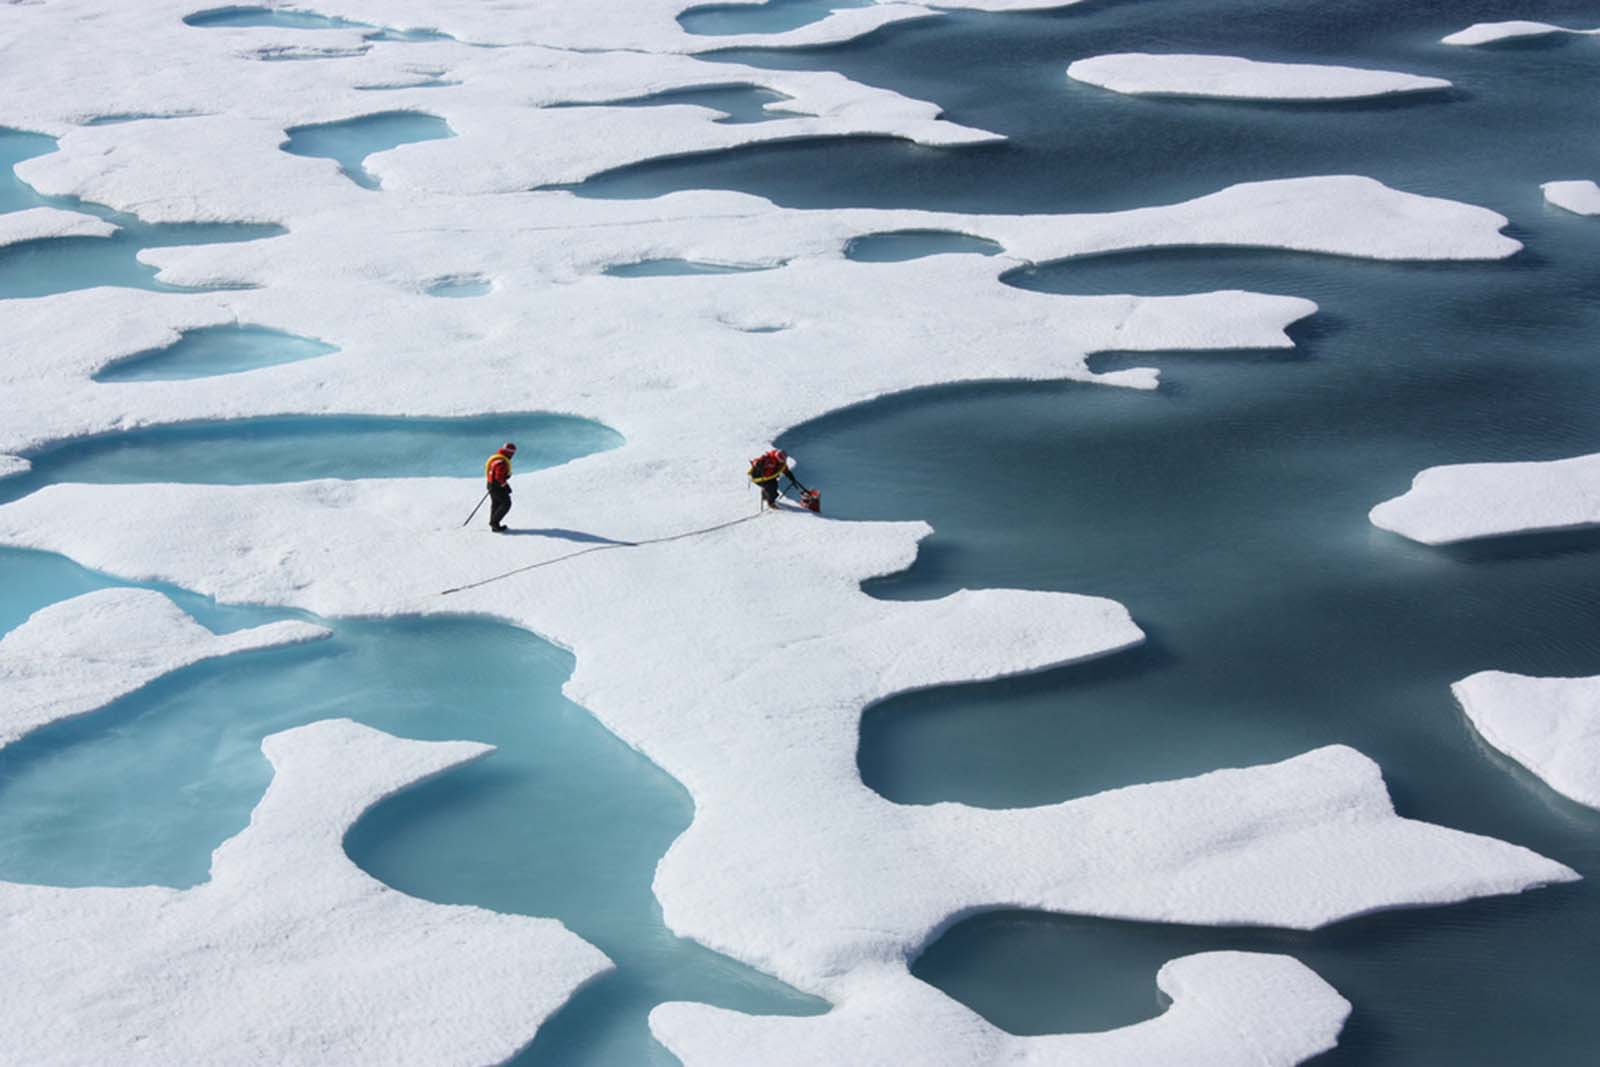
[748,448,820,513]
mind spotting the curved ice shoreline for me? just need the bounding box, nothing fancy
[0,206,117,249]
[1067,53,1451,101]
[0,590,611,1063]
[0,588,326,746]
[657,952,1350,1066]
[0,0,1575,1061]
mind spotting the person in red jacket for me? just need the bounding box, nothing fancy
[748,448,809,511]
[485,442,516,532]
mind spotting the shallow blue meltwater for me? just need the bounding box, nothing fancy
[0,599,822,1065]
[93,324,337,382]
[281,112,454,190]
[0,413,621,507]
[678,0,874,38]
[0,128,283,299]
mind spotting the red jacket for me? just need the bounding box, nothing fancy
[485,452,512,486]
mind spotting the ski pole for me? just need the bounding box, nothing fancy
[461,491,490,527]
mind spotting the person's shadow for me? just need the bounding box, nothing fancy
[502,528,637,546]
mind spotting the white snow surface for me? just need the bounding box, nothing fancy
[655,951,1350,1066]
[0,205,116,249]
[0,716,612,1066]
[0,0,1573,1062]
[1067,53,1450,100]
[0,587,326,746]
[1370,452,1600,544]
[1454,671,1600,810]
[1543,179,1600,216]
[0,455,27,479]
[1443,20,1600,46]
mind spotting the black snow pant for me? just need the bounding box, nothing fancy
[488,482,512,529]
[759,479,781,508]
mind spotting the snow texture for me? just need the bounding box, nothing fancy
[1067,53,1450,101]
[0,205,117,249]
[1443,20,1600,46]
[1454,671,1600,810]
[655,951,1350,1066]
[0,0,1573,1061]
[0,587,326,746]
[0,716,613,1066]
[0,455,27,479]
[1543,179,1600,216]
[1370,452,1600,544]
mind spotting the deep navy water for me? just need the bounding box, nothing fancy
[4,0,1600,1063]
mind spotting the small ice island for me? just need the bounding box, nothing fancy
[1443,21,1600,47]
[1066,53,1451,101]
[1544,179,1600,216]
[1370,452,1600,544]
[1454,672,1600,811]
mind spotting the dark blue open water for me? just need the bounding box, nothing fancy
[4,1,1600,1063]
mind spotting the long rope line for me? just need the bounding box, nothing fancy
[438,512,766,596]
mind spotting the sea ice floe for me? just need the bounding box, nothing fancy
[1442,20,1600,47]
[0,716,612,1065]
[1067,53,1451,101]
[0,588,326,746]
[1543,179,1600,216]
[0,205,116,249]
[0,456,27,480]
[1453,671,1600,810]
[1370,452,1600,544]
[654,951,1350,1066]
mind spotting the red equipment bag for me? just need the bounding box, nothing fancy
[800,489,822,513]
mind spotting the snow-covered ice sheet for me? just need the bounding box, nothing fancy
[1067,53,1450,101]
[1543,179,1600,216]
[0,455,27,480]
[1454,671,1600,810]
[1443,20,1600,46]
[0,205,116,249]
[655,952,1350,1066]
[0,587,325,746]
[0,716,612,1065]
[1370,452,1600,544]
